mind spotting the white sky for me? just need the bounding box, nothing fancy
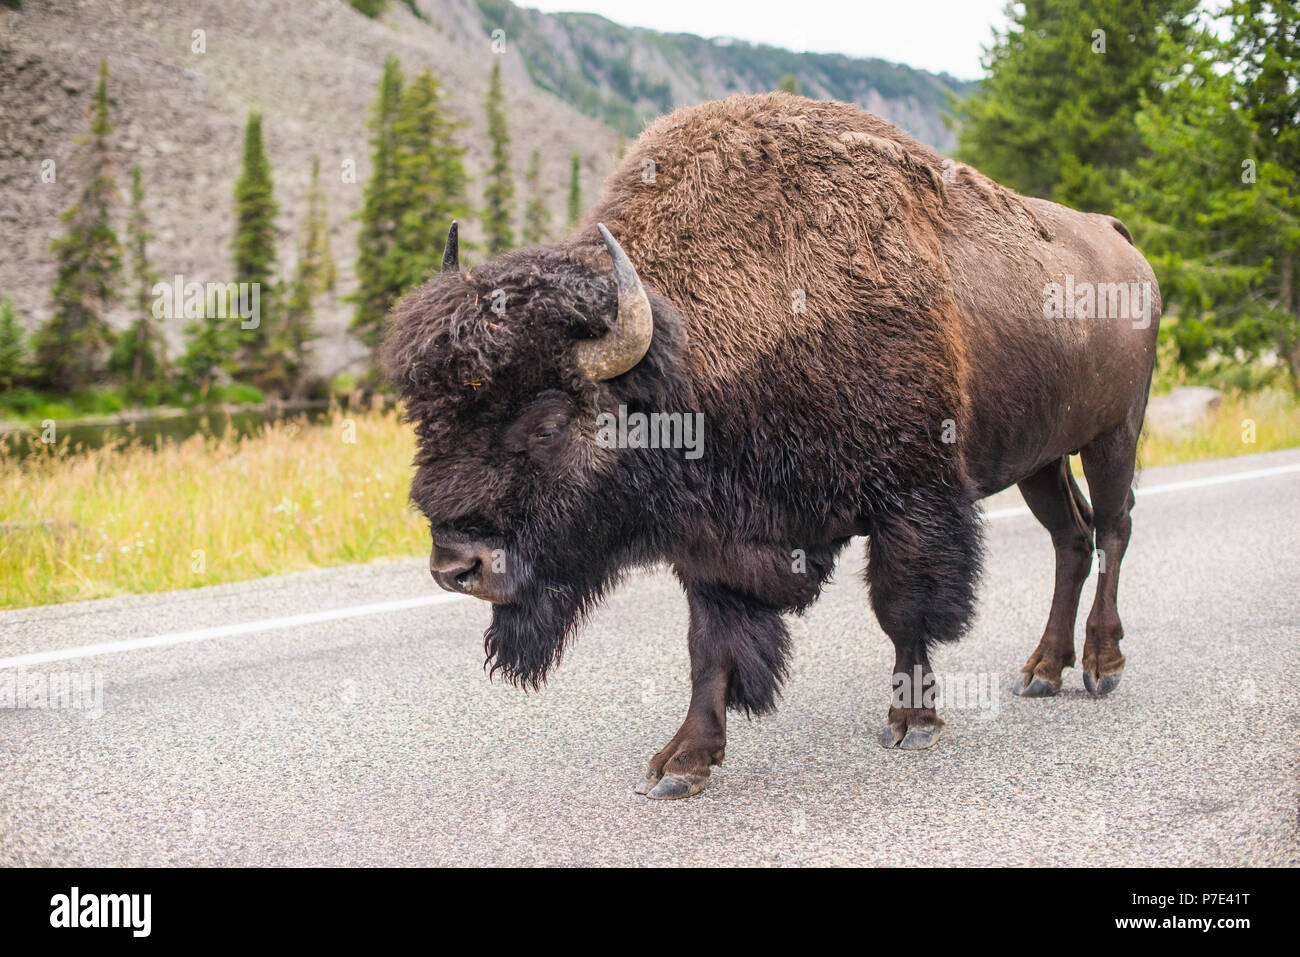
[520,0,1015,80]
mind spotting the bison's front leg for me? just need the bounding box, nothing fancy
[636,581,790,800]
[866,500,982,751]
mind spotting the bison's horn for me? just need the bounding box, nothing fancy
[576,223,653,381]
[441,221,459,274]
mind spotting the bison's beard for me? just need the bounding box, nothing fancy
[482,562,620,692]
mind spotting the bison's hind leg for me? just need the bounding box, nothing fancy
[1078,415,1143,696]
[1013,457,1094,697]
[867,490,983,750]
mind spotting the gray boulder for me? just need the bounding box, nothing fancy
[1144,386,1223,438]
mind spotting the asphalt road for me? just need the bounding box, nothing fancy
[2,449,1298,866]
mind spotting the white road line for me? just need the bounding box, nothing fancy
[1128,461,1300,497]
[0,593,468,670]
[983,504,1038,520]
[2,459,1297,670]
[981,461,1300,521]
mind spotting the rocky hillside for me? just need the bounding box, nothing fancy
[464,0,974,150]
[0,0,619,374]
[0,0,971,378]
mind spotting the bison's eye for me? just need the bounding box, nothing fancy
[504,391,577,464]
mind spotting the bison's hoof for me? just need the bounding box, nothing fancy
[1082,665,1123,696]
[643,771,709,800]
[634,768,662,795]
[1013,672,1061,697]
[899,726,941,750]
[879,722,942,750]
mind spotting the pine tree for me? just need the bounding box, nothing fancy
[566,152,582,229]
[1124,1,1300,385]
[268,156,335,397]
[481,60,515,253]
[777,74,800,95]
[110,164,166,398]
[0,293,27,392]
[351,55,405,350]
[521,149,551,246]
[952,0,1197,211]
[231,110,279,380]
[179,312,234,396]
[33,59,121,392]
[391,70,470,293]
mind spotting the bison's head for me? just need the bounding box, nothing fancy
[383,223,694,689]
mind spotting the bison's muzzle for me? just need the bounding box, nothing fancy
[429,534,511,604]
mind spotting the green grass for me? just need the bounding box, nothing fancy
[1137,326,1300,466]
[0,385,126,422]
[0,405,424,608]
[1138,387,1300,467]
[0,382,268,425]
[1,383,1296,609]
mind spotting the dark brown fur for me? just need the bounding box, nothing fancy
[385,93,1161,798]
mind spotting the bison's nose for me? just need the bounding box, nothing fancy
[430,536,495,597]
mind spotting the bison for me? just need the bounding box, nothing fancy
[384,93,1161,800]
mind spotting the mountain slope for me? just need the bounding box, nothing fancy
[0,0,971,381]
[0,0,618,374]
[465,0,974,150]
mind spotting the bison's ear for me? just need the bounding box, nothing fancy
[574,223,654,381]
[441,221,459,275]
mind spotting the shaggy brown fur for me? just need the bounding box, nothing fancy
[575,93,1158,496]
[385,92,1161,800]
[587,94,1045,387]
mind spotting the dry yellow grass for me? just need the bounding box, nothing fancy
[0,405,426,609]
[1137,389,1300,467]
[2,390,1297,609]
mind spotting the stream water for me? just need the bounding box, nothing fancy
[0,402,339,460]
